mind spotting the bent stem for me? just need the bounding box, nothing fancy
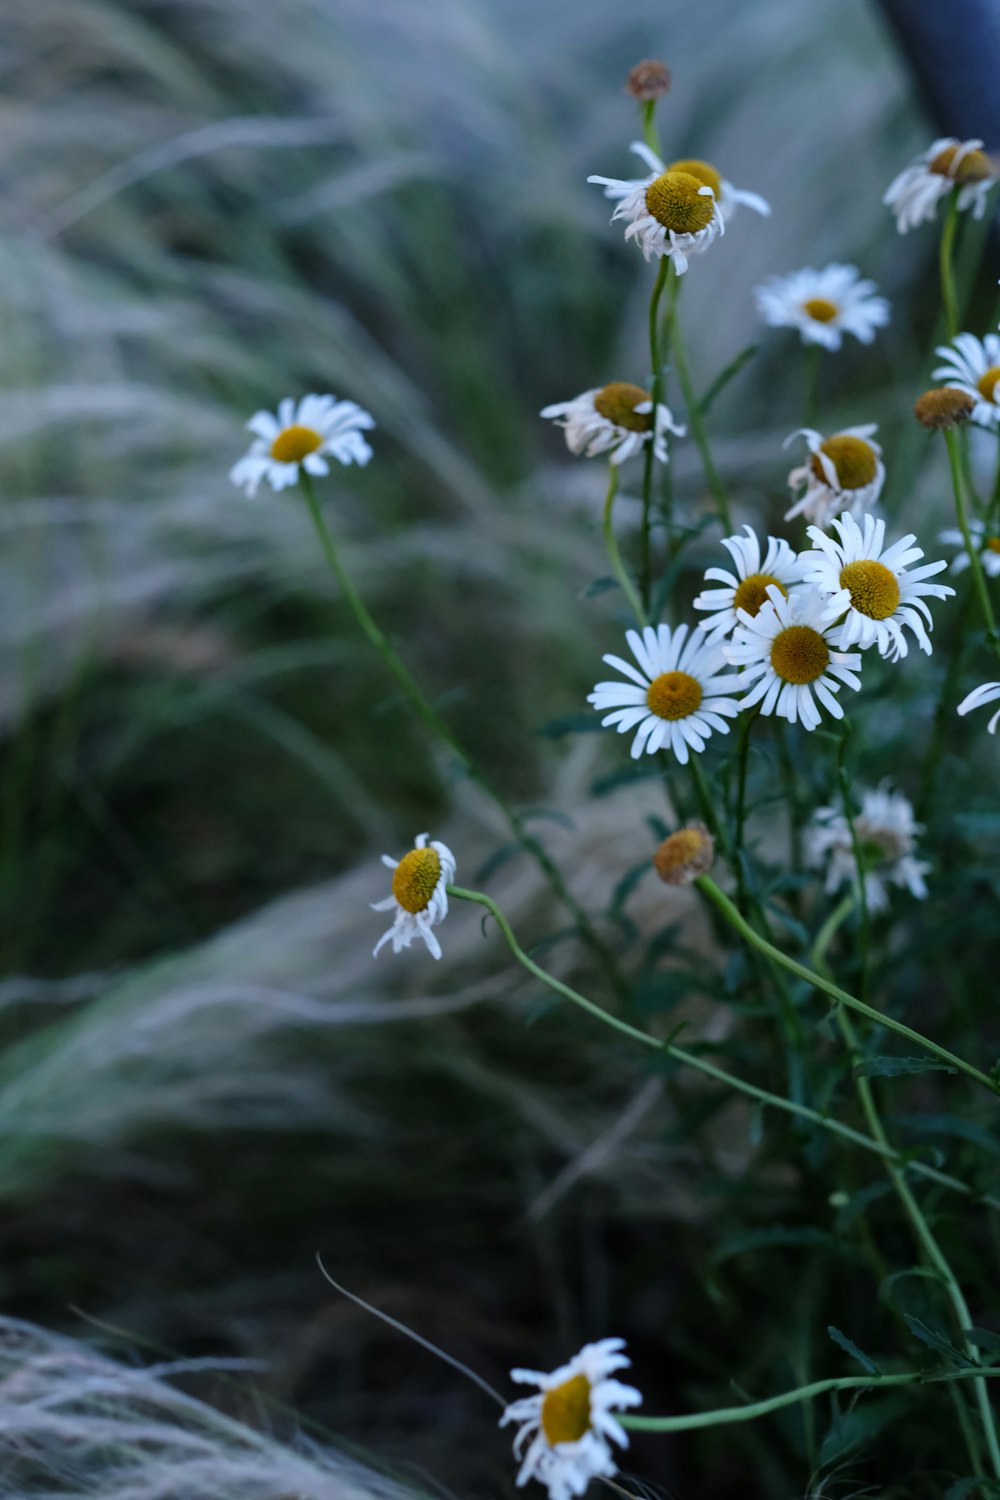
[944,427,1000,663]
[602,464,646,626]
[640,257,671,610]
[297,472,629,1002]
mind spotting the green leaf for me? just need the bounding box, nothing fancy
[536,713,602,738]
[827,1324,879,1374]
[944,1479,1000,1500]
[856,1056,957,1078]
[904,1314,975,1366]
[583,575,618,598]
[818,1392,906,1466]
[696,342,761,418]
[711,1225,857,1267]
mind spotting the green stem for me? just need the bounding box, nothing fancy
[641,99,660,157]
[945,427,1000,663]
[623,1368,1000,1436]
[297,473,629,1002]
[917,582,975,820]
[640,257,671,611]
[446,885,996,1208]
[734,706,759,914]
[803,342,821,429]
[837,717,871,1000]
[602,464,646,625]
[672,307,734,534]
[694,875,1000,1098]
[940,191,960,341]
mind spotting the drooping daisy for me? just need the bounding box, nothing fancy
[806,784,929,914]
[588,146,726,273]
[801,512,953,662]
[939,517,1000,578]
[230,394,375,496]
[593,142,770,223]
[372,833,455,960]
[884,138,998,233]
[693,524,808,640]
[588,624,740,763]
[932,332,1000,429]
[500,1338,642,1500]
[725,585,862,729]
[540,382,685,465]
[957,681,1000,735]
[785,425,885,528]
[754,264,890,351]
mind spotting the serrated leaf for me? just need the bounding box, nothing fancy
[856,1056,957,1078]
[904,1313,975,1366]
[827,1324,879,1374]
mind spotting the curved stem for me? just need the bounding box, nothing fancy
[602,464,646,626]
[945,427,1000,663]
[297,473,629,1002]
[640,258,671,611]
[694,875,1000,1098]
[940,191,960,341]
[672,312,734,534]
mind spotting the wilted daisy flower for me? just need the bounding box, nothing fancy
[500,1338,642,1500]
[230,394,375,496]
[806,784,929,914]
[913,387,976,430]
[801,512,953,662]
[939,517,1000,578]
[693,524,808,639]
[932,332,1000,428]
[589,624,740,762]
[653,823,715,886]
[885,138,998,233]
[754,264,890,350]
[726,585,862,729]
[957,681,1000,735]
[593,142,770,223]
[588,145,727,272]
[785,425,885,528]
[540,382,684,465]
[372,833,455,960]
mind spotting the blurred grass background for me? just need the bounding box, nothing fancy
[2,1,1000,1496]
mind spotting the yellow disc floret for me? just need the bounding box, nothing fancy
[802,297,839,324]
[665,158,723,198]
[987,537,1000,555]
[594,381,654,432]
[646,671,703,720]
[644,171,715,234]
[271,424,324,463]
[811,435,878,491]
[929,144,994,183]
[976,366,1000,403]
[733,573,785,616]
[392,847,442,914]
[839,560,900,620]
[541,1374,592,1445]
[770,625,830,684]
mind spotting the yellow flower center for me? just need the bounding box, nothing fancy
[541,1374,592,1446]
[811,435,878,491]
[839,559,901,620]
[976,366,1000,403]
[391,847,442,914]
[594,381,654,432]
[801,297,839,323]
[270,424,324,464]
[646,670,703,720]
[664,157,723,198]
[930,144,994,183]
[733,573,785,616]
[644,171,716,234]
[770,625,830,684]
[986,537,1000,554]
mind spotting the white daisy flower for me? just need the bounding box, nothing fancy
[588,624,740,763]
[932,331,1000,428]
[801,512,953,662]
[592,141,769,220]
[806,783,929,914]
[540,381,685,466]
[785,425,885,529]
[230,394,375,496]
[725,585,862,729]
[588,144,729,273]
[884,138,998,233]
[754,264,890,351]
[693,525,809,640]
[939,517,1000,577]
[957,680,1000,735]
[500,1338,642,1500]
[371,833,455,960]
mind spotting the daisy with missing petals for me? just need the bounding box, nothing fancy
[500,1338,642,1500]
[693,524,808,640]
[939,517,1000,578]
[589,149,726,273]
[885,138,998,233]
[785,425,885,528]
[957,681,1000,736]
[932,331,1000,428]
[588,624,740,763]
[592,142,770,223]
[541,381,685,465]
[726,585,862,729]
[754,264,890,351]
[806,784,929,914]
[230,394,375,496]
[372,833,455,960]
[801,512,953,662]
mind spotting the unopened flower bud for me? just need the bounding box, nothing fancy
[625,59,671,102]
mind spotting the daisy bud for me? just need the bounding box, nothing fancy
[653,823,715,886]
[625,59,672,101]
[913,387,976,430]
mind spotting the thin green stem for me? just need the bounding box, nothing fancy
[837,716,871,1000]
[641,99,660,156]
[734,705,759,914]
[940,191,960,341]
[945,427,1000,663]
[694,874,1000,1098]
[640,257,671,611]
[672,306,734,534]
[602,464,646,625]
[297,473,629,1002]
[803,342,821,429]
